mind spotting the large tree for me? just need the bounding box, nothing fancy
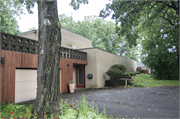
[0,0,24,34]
[100,1,179,80]
[18,0,88,116]
[33,0,61,115]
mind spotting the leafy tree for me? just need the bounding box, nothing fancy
[74,16,122,54]
[0,0,24,34]
[59,14,140,61]
[141,17,179,80]
[18,0,88,116]
[58,14,75,31]
[100,1,179,80]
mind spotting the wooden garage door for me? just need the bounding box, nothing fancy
[15,69,37,102]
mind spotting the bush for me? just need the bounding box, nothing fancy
[129,72,134,76]
[140,70,146,74]
[123,73,130,77]
[106,80,133,87]
[132,72,135,76]
[107,80,120,87]
[106,68,123,80]
[123,72,137,76]
[111,64,127,73]
[135,72,140,74]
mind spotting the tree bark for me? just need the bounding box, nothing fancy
[33,0,61,116]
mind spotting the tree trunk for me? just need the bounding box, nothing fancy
[33,0,61,116]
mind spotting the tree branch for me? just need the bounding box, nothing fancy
[166,1,179,14]
[145,2,158,16]
[160,11,175,26]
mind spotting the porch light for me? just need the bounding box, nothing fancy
[1,58,5,64]
[87,74,93,79]
[67,64,70,67]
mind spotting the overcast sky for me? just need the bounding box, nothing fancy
[17,0,113,32]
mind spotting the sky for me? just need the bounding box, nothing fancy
[17,0,113,32]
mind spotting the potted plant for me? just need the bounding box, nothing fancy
[69,80,75,93]
[71,44,76,50]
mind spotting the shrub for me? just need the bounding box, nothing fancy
[132,72,135,76]
[108,80,119,87]
[128,72,131,76]
[123,73,130,77]
[111,64,127,73]
[106,68,123,80]
[129,72,134,76]
[135,72,140,74]
[0,95,107,119]
[140,70,146,74]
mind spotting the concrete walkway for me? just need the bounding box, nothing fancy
[61,86,179,118]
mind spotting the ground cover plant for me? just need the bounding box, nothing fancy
[131,73,179,87]
[0,95,113,119]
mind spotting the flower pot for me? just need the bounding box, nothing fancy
[69,83,75,93]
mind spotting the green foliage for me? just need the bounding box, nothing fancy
[140,70,146,74]
[135,72,140,74]
[108,80,120,87]
[140,5,179,80]
[58,14,140,61]
[100,1,179,79]
[69,0,88,10]
[131,73,179,87]
[0,101,8,110]
[18,0,36,14]
[133,82,145,87]
[106,68,123,80]
[69,80,74,84]
[129,72,133,76]
[111,64,127,73]
[100,1,179,47]
[1,95,108,118]
[123,73,130,77]
[0,0,24,34]
[123,72,139,77]
[0,103,34,118]
[59,95,107,118]
[129,72,136,76]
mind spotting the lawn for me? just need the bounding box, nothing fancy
[131,73,179,87]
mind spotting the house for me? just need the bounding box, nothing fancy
[0,28,137,103]
[137,62,150,74]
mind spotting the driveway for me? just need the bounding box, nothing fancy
[61,86,179,118]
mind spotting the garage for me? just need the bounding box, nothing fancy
[15,69,37,102]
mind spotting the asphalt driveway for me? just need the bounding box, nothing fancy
[61,86,179,118]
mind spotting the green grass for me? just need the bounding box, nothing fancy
[131,73,179,87]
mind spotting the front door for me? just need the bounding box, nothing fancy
[76,67,85,88]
